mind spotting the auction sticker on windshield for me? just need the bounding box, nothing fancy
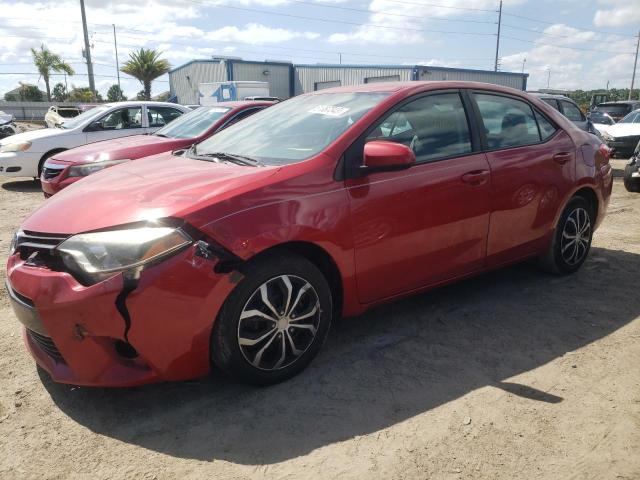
[308,105,350,117]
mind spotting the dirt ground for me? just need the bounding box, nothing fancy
[0,162,638,480]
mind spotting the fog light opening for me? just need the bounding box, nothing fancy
[114,340,139,359]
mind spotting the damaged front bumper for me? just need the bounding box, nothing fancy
[6,243,240,387]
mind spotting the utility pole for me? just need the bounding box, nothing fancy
[339,53,342,65]
[629,30,639,100]
[522,58,526,73]
[79,0,96,100]
[113,24,121,99]
[494,0,503,72]
[547,68,551,89]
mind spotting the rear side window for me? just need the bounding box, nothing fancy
[147,107,184,127]
[475,94,541,150]
[541,98,559,110]
[366,92,472,162]
[535,111,557,140]
[560,101,584,121]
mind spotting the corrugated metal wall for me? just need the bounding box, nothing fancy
[169,61,227,105]
[294,66,413,95]
[0,101,83,122]
[415,67,526,90]
[232,62,292,99]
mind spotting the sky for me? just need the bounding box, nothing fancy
[0,0,638,99]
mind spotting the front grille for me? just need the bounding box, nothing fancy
[42,167,63,180]
[27,329,66,364]
[15,231,69,269]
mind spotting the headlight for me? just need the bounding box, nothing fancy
[9,230,21,255]
[67,159,130,177]
[0,142,31,153]
[56,226,192,284]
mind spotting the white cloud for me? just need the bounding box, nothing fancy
[205,23,320,44]
[594,1,640,27]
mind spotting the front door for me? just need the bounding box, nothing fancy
[85,106,144,143]
[347,91,492,303]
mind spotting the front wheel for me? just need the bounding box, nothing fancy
[539,196,594,275]
[211,252,332,385]
[624,164,640,192]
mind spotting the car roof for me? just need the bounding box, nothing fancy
[598,101,640,106]
[209,101,275,108]
[101,101,189,108]
[307,80,525,96]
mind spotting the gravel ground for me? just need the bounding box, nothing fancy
[0,161,638,480]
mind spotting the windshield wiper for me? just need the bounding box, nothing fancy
[154,133,169,138]
[196,152,263,167]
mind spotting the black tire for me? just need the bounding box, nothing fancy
[624,164,640,192]
[211,251,332,385]
[37,149,65,178]
[539,196,594,275]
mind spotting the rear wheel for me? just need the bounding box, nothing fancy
[539,196,594,275]
[211,252,332,385]
[624,164,640,192]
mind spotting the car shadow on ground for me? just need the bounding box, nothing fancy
[1,179,41,192]
[41,246,640,464]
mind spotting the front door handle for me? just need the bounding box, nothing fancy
[553,152,572,164]
[461,170,489,186]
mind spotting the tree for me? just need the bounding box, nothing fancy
[4,84,44,101]
[121,48,170,100]
[30,45,74,102]
[136,89,147,100]
[52,83,68,102]
[106,84,126,102]
[68,86,94,102]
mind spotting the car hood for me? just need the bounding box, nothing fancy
[605,123,640,138]
[0,126,66,144]
[0,112,13,125]
[52,134,182,164]
[22,153,281,234]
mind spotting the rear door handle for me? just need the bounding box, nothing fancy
[553,152,572,164]
[461,170,489,186]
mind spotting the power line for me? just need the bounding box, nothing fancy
[500,34,635,55]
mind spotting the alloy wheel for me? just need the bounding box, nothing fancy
[237,275,321,371]
[560,207,591,266]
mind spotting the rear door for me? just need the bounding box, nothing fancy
[471,92,577,266]
[347,90,492,303]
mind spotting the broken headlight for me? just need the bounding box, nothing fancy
[56,226,192,284]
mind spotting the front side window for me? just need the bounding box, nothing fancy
[475,94,541,149]
[560,101,584,121]
[97,107,143,130]
[62,106,109,129]
[366,93,472,162]
[147,107,184,127]
[195,92,389,165]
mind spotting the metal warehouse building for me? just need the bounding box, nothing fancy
[169,58,528,105]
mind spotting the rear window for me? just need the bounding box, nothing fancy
[596,104,632,116]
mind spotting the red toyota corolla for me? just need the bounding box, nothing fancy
[40,101,273,196]
[6,81,612,387]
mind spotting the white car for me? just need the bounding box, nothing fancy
[0,101,190,178]
[599,109,640,158]
[44,105,82,128]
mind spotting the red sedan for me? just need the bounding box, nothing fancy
[7,81,612,387]
[40,101,273,196]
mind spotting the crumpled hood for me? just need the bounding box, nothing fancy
[0,112,13,125]
[22,153,281,234]
[606,123,640,138]
[52,134,180,164]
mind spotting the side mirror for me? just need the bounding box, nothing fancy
[362,140,415,173]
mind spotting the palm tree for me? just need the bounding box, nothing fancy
[30,45,74,102]
[120,48,170,100]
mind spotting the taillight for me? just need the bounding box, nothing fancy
[595,143,610,168]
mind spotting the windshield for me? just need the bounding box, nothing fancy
[154,106,231,139]
[60,106,109,129]
[194,92,389,165]
[590,111,614,124]
[618,111,640,124]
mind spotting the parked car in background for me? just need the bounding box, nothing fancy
[244,96,281,102]
[588,110,615,133]
[6,81,612,387]
[0,101,190,178]
[599,109,640,157]
[530,93,593,133]
[41,101,274,196]
[592,101,640,122]
[0,111,17,139]
[623,139,640,192]
[44,105,81,128]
